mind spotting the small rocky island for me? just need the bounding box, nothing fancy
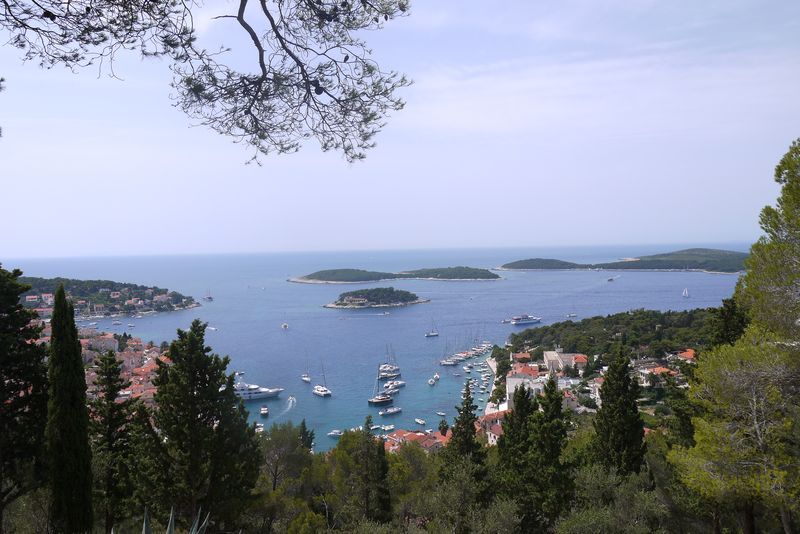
[324,287,430,309]
[293,266,500,283]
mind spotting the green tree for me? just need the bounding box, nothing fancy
[298,419,315,451]
[709,297,750,347]
[555,464,668,534]
[446,381,484,461]
[143,319,260,527]
[327,418,391,526]
[739,138,800,337]
[46,285,93,532]
[593,348,645,476]
[669,327,800,533]
[89,350,136,533]
[0,266,47,534]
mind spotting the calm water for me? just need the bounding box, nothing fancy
[7,245,745,450]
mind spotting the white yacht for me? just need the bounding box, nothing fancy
[327,429,344,437]
[233,379,284,400]
[414,418,426,426]
[260,405,269,417]
[383,380,406,389]
[379,406,402,416]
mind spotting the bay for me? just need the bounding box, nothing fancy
[7,244,745,450]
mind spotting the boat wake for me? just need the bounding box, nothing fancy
[277,395,297,417]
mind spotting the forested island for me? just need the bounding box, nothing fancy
[501,248,747,273]
[19,276,197,316]
[291,266,500,283]
[324,287,429,308]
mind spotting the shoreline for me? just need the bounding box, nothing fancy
[289,277,502,284]
[323,298,430,309]
[494,267,742,275]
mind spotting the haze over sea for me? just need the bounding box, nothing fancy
[8,244,746,450]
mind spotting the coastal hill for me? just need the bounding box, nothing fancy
[293,266,500,283]
[20,276,197,316]
[324,287,429,308]
[501,248,747,273]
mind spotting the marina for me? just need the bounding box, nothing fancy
[15,246,740,451]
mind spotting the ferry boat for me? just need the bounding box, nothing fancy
[379,406,402,416]
[260,405,269,417]
[510,314,541,325]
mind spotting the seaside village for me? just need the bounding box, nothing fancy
[382,346,697,454]
[34,320,167,405]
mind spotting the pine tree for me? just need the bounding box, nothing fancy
[144,319,260,527]
[89,350,135,533]
[593,347,645,476]
[46,285,93,532]
[0,266,48,534]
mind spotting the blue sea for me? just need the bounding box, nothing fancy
[7,245,746,450]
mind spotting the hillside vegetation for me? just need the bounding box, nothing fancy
[502,248,747,273]
[299,266,499,282]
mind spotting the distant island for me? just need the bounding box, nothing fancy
[292,266,500,283]
[20,276,198,318]
[324,287,429,308]
[500,248,747,274]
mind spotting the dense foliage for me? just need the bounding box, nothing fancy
[334,287,420,306]
[502,248,747,273]
[509,308,716,358]
[0,266,47,531]
[302,266,498,282]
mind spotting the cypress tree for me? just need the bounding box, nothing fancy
[46,285,93,533]
[0,266,48,534]
[446,381,483,460]
[298,419,315,450]
[593,348,645,475]
[529,375,572,528]
[89,350,135,533]
[145,320,260,527]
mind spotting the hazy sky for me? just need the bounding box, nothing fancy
[1,1,799,258]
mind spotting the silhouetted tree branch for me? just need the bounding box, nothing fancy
[0,0,410,161]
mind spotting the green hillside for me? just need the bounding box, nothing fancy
[501,248,747,273]
[298,266,499,282]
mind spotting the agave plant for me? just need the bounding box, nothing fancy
[133,507,210,534]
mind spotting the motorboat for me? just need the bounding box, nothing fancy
[433,372,440,381]
[260,405,269,417]
[510,315,542,325]
[383,380,406,389]
[436,411,446,417]
[255,423,265,433]
[233,379,285,400]
[368,393,393,405]
[379,406,402,416]
[381,424,394,431]
[327,429,344,437]
[428,378,435,386]
[414,418,426,426]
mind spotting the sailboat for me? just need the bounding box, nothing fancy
[301,355,311,383]
[368,366,394,405]
[682,288,690,298]
[203,289,213,302]
[424,319,439,338]
[312,364,332,397]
